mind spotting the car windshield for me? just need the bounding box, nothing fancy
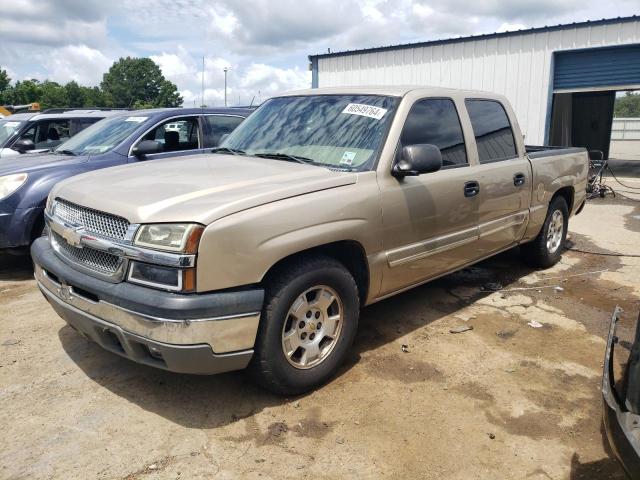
[54,114,150,156]
[0,119,25,145]
[223,94,399,171]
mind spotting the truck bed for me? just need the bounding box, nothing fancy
[525,145,586,159]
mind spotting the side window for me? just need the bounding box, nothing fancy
[141,117,200,153]
[400,99,467,167]
[204,115,244,147]
[17,120,70,149]
[465,100,517,163]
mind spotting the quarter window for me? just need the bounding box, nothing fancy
[400,99,467,167]
[465,100,517,163]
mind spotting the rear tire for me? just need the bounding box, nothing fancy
[521,196,568,268]
[249,255,360,395]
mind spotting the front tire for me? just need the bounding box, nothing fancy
[521,196,569,268]
[249,255,360,395]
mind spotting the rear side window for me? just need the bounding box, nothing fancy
[204,115,244,147]
[400,98,467,167]
[465,100,517,163]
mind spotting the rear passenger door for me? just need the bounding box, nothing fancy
[378,98,480,295]
[202,114,245,147]
[128,115,204,161]
[465,99,532,256]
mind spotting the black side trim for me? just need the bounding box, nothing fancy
[31,237,264,320]
[526,145,587,159]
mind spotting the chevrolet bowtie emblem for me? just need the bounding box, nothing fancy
[61,226,84,248]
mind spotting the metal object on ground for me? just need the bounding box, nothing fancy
[602,306,640,479]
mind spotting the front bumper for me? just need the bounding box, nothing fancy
[32,237,264,375]
[602,307,640,479]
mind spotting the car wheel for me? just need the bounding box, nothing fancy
[249,255,360,395]
[521,196,569,268]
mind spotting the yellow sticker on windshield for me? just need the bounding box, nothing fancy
[342,103,387,120]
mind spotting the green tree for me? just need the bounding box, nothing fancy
[64,81,84,107]
[8,79,42,105]
[614,92,640,117]
[101,57,182,108]
[0,69,10,104]
[80,86,106,107]
[39,81,68,109]
[155,79,183,108]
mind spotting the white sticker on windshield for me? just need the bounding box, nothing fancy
[3,121,20,127]
[342,103,387,120]
[125,116,148,122]
[340,151,356,165]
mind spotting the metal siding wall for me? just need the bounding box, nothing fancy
[317,20,640,144]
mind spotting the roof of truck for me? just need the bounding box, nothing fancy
[278,85,504,98]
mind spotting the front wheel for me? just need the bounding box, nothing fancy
[521,196,569,268]
[248,255,360,395]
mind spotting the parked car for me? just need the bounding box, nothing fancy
[32,87,588,394]
[0,109,123,158]
[0,107,251,252]
[603,307,640,478]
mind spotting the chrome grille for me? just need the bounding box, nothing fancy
[54,198,130,240]
[52,232,122,275]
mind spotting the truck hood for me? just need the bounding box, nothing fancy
[0,152,87,176]
[51,153,358,225]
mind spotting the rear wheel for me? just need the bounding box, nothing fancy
[249,255,360,395]
[521,196,568,268]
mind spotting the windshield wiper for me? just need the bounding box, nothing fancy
[56,149,76,156]
[211,146,245,155]
[252,152,316,165]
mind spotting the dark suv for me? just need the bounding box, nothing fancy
[0,107,251,252]
[0,109,123,158]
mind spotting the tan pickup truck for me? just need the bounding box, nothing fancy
[31,87,588,394]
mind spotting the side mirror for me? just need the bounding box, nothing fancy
[132,140,162,158]
[13,138,35,153]
[392,144,443,177]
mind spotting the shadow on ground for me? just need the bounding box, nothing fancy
[57,248,532,430]
[0,253,33,282]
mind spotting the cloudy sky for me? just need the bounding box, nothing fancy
[1,0,638,106]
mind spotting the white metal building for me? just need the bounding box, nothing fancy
[309,16,640,156]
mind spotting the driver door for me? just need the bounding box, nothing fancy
[377,97,481,296]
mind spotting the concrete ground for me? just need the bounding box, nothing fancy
[1,196,639,479]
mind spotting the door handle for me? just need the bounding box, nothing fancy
[464,181,480,198]
[514,173,526,186]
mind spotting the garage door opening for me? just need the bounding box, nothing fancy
[547,44,640,159]
[549,91,616,158]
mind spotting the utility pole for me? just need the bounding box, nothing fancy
[201,56,205,108]
[223,67,228,107]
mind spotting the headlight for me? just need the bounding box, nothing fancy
[128,261,196,292]
[0,173,28,201]
[134,223,204,253]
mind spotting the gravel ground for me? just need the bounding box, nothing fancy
[0,196,638,480]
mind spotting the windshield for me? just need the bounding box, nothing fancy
[0,119,25,145]
[54,114,149,156]
[223,94,399,171]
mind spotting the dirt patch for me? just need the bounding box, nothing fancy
[365,353,444,383]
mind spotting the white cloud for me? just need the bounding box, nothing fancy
[42,45,112,85]
[2,0,639,105]
[496,22,527,32]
